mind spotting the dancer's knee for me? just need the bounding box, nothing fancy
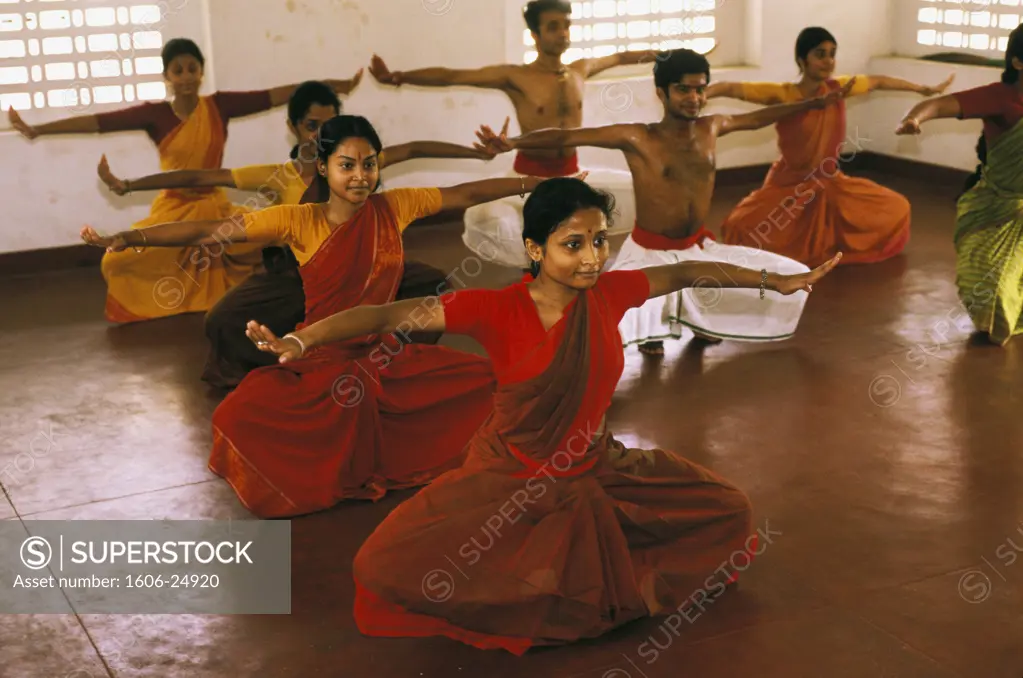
[352,538,389,585]
[714,479,753,527]
[203,293,245,339]
[203,306,229,340]
[732,487,753,524]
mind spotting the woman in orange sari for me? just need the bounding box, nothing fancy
[9,38,362,323]
[707,27,953,267]
[247,177,841,653]
[81,114,563,517]
[97,80,500,388]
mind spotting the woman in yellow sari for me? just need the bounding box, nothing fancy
[96,80,500,387]
[897,24,1023,346]
[7,38,362,323]
[706,27,953,268]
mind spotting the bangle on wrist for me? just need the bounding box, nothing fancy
[759,269,768,300]
[132,229,147,254]
[283,332,307,356]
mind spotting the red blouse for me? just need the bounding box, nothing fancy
[953,82,1023,146]
[442,270,651,383]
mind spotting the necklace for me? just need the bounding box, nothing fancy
[532,62,567,78]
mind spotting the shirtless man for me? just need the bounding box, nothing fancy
[368,0,672,269]
[474,48,849,355]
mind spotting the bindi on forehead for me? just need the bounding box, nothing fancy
[558,226,607,238]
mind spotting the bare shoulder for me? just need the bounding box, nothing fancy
[505,63,533,80]
[619,122,651,138]
[611,122,650,148]
[695,113,726,133]
[621,122,656,146]
[567,59,591,75]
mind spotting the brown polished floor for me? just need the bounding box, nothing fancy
[2,172,1021,678]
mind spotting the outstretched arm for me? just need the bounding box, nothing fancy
[97,154,235,196]
[895,93,963,134]
[434,174,565,213]
[643,253,842,300]
[579,43,718,78]
[255,250,845,363]
[865,72,954,96]
[369,54,515,90]
[8,107,99,139]
[474,118,639,154]
[247,296,447,363]
[80,214,252,252]
[379,137,502,169]
[715,78,856,136]
[578,50,661,78]
[268,69,364,105]
[705,82,748,100]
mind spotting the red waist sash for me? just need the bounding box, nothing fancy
[513,151,580,178]
[631,223,716,251]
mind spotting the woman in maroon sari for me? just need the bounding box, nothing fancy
[247,177,842,651]
[81,114,561,518]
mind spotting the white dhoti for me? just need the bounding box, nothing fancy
[608,227,811,346]
[462,154,636,269]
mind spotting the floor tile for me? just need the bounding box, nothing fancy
[564,608,961,678]
[851,564,1023,678]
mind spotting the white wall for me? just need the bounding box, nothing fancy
[861,57,988,171]
[2,0,980,255]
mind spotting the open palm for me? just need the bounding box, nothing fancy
[246,321,304,363]
[8,107,37,139]
[894,117,921,135]
[473,117,514,155]
[923,72,955,96]
[774,252,842,295]
[369,55,397,85]
[809,78,857,109]
[330,68,364,96]
[80,225,127,252]
[97,154,127,195]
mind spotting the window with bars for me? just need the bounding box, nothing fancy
[514,0,727,65]
[896,0,1023,58]
[0,0,175,115]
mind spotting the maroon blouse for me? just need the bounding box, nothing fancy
[94,89,273,145]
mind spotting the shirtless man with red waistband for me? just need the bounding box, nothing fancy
[474,48,847,355]
[368,0,663,269]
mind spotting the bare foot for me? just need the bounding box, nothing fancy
[638,341,664,356]
[692,331,723,344]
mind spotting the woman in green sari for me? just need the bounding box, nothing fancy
[897,24,1023,346]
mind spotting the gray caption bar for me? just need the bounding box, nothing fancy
[1,521,291,614]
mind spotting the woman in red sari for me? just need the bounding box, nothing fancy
[81,114,559,517]
[247,177,842,652]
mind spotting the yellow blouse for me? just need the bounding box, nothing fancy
[241,187,443,266]
[739,75,870,106]
[231,161,311,207]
